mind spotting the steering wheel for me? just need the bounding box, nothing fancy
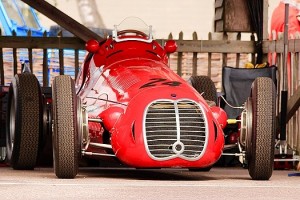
[117,29,148,38]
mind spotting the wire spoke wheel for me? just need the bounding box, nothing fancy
[52,75,79,179]
[246,77,276,180]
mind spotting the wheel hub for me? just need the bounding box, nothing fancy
[77,97,89,151]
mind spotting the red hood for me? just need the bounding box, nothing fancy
[98,58,195,104]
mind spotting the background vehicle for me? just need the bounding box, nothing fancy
[4,17,276,180]
[0,0,45,36]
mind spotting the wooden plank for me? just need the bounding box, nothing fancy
[292,39,300,53]
[215,8,223,21]
[21,0,102,42]
[58,32,64,75]
[28,47,33,72]
[262,39,300,53]
[263,0,269,40]
[177,32,183,76]
[250,34,256,64]
[262,0,269,63]
[192,32,198,76]
[42,31,48,87]
[59,48,64,75]
[27,30,33,72]
[172,40,255,53]
[236,32,241,68]
[207,33,212,78]
[0,36,85,49]
[75,49,79,79]
[12,31,17,75]
[215,0,224,8]
[222,33,228,67]
[13,47,17,75]
[215,21,224,33]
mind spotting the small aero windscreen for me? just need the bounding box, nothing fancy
[112,17,153,43]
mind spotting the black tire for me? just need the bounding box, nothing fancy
[6,73,42,170]
[52,75,79,179]
[246,77,276,180]
[188,76,217,104]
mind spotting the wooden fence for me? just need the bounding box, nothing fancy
[0,30,85,87]
[0,30,299,157]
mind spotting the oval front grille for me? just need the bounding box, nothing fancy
[143,99,208,161]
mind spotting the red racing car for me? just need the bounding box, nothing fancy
[5,17,276,180]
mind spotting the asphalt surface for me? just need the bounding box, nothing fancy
[0,166,300,200]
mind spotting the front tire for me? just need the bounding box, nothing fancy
[6,74,42,170]
[52,75,79,179]
[246,77,276,180]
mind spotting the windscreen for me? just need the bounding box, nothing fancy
[112,17,153,43]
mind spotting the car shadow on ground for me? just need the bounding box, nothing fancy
[77,167,217,181]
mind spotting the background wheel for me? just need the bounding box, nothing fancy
[246,77,276,180]
[188,76,217,104]
[52,75,79,179]
[6,73,42,170]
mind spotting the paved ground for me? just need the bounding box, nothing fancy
[0,166,300,200]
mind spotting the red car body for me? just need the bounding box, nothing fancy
[74,19,226,169]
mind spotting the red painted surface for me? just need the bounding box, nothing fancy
[76,28,226,168]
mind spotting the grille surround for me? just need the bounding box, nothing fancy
[143,99,208,161]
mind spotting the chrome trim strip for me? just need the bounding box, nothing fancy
[82,151,115,157]
[88,118,103,123]
[174,101,181,142]
[89,142,112,149]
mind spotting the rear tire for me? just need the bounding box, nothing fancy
[188,76,217,104]
[246,77,276,180]
[52,75,79,179]
[6,74,42,170]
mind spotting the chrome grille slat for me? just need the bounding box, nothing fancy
[147,139,177,142]
[181,136,206,138]
[148,144,171,147]
[184,145,205,148]
[147,135,177,138]
[144,99,208,161]
[146,117,176,119]
[180,126,205,128]
[146,126,177,128]
[178,116,205,119]
[149,149,173,151]
[180,131,206,133]
[146,130,176,132]
[146,121,179,124]
[149,154,174,157]
[178,139,204,142]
